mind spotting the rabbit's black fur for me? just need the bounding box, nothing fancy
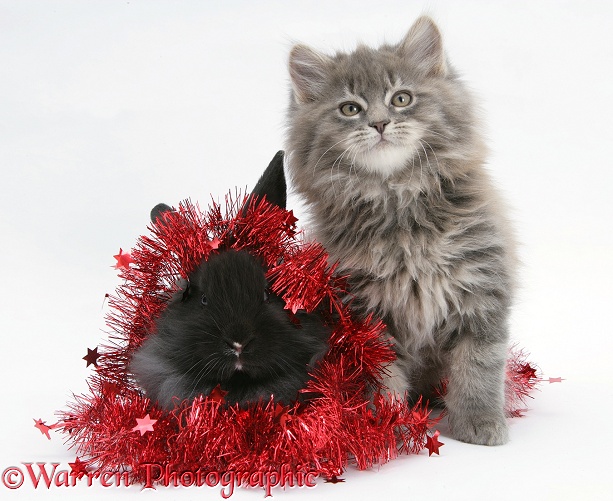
[129,152,329,409]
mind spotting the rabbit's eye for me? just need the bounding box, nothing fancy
[201,294,208,306]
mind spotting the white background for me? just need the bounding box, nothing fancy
[1,0,612,499]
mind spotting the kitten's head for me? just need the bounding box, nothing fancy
[286,17,483,189]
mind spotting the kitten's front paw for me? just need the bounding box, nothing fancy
[449,413,509,446]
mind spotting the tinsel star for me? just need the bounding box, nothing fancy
[519,363,538,380]
[33,418,53,440]
[207,385,228,403]
[101,380,121,396]
[276,403,291,428]
[113,248,133,270]
[273,403,285,419]
[68,457,88,478]
[132,414,157,436]
[426,430,444,456]
[284,299,304,315]
[284,210,298,231]
[208,237,221,250]
[82,347,100,368]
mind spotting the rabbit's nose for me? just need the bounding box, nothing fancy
[224,336,255,356]
[231,341,243,355]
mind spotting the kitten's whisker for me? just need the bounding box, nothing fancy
[337,144,356,179]
[421,139,443,195]
[330,143,357,195]
[312,136,354,178]
[348,144,360,190]
[346,144,359,191]
[330,149,344,195]
[418,139,433,175]
[421,139,440,168]
[408,147,416,186]
[412,143,424,190]
[401,123,452,142]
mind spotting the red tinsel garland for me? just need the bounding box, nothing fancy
[56,196,438,485]
[55,195,541,488]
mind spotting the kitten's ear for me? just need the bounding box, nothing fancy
[246,150,287,210]
[289,44,332,103]
[150,203,173,224]
[398,16,448,78]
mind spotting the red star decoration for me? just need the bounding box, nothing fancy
[519,363,538,380]
[68,457,88,478]
[279,414,291,428]
[207,385,228,404]
[273,403,286,420]
[132,414,157,436]
[284,210,298,231]
[284,299,304,315]
[83,347,100,368]
[33,418,53,440]
[426,430,444,456]
[324,476,345,484]
[113,248,133,270]
[208,238,221,251]
[101,380,121,396]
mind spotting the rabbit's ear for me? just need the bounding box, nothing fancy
[249,150,287,209]
[150,203,173,224]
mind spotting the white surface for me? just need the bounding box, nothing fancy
[1,0,612,499]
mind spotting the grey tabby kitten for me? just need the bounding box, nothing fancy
[285,16,516,446]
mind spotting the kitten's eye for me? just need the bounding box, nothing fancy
[201,294,208,306]
[391,91,412,108]
[340,102,362,116]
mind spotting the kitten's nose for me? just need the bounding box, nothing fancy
[370,120,390,134]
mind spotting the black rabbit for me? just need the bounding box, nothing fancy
[129,152,329,409]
